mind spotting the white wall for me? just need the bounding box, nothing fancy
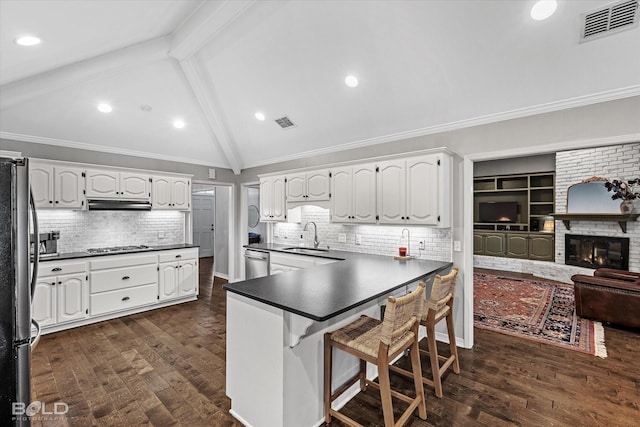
[214,185,231,277]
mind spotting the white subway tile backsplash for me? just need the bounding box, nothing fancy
[273,206,452,262]
[37,210,185,252]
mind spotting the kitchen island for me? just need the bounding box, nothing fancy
[224,244,452,427]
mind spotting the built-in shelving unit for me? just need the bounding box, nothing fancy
[473,172,555,261]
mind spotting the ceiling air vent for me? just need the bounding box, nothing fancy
[580,0,639,42]
[274,116,297,129]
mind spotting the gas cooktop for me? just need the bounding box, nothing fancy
[86,245,150,254]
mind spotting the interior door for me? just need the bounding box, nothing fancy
[192,194,215,257]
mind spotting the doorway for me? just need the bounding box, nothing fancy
[192,190,215,257]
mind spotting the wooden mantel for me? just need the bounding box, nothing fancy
[552,213,639,233]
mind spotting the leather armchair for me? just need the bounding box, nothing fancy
[571,268,640,328]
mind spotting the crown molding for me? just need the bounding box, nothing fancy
[0,132,228,168]
[242,86,640,169]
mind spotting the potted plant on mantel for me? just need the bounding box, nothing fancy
[604,178,640,214]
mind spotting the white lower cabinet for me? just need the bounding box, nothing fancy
[33,261,88,328]
[159,249,198,300]
[35,248,199,334]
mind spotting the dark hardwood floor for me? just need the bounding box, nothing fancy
[31,259,640,426]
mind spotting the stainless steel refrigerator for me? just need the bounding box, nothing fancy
[1,156,40,426]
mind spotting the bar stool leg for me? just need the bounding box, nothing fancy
[359,359,367,391]
[376,351,395,427]
[324,333,332,423]
[410,338,427,420]
[446,312,460,374]
[426,323,443,398]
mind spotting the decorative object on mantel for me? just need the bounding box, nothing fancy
[555,176,640,232]
[604,177,639,214]
[474,271,607,358]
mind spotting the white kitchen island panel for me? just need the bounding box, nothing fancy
[226,292,395,427]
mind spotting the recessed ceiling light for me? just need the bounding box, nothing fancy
[344,75,359,88]
[173,120,185,129]
[140,105,153,112]
[530,0,557,21]
[15,36,41,46]
[255,112,266,121]
[97,103,112,113]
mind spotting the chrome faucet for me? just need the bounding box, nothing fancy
[401,228,411,257]
[303,221,320,248]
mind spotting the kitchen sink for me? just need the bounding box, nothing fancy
[283,247,330,254]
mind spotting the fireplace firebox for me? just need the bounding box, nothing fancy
[565,234,629,271]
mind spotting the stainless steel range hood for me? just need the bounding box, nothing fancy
[87,199,152,211]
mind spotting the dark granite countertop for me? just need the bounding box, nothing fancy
[37,244,199,262]
[225,243,452,321]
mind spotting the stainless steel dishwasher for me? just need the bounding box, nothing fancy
[244,249,270,279]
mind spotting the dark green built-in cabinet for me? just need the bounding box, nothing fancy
[473,172,555,262]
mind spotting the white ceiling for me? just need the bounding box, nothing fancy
[1,0,639,174]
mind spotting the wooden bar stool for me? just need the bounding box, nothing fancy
[324,283,427,427]
[391,267,460,398]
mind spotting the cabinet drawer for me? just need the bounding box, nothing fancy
[39,261,86,277]
[90,253,157,270]
[91,264,157,293]
[158,249,198,263]
[90,283,157,316]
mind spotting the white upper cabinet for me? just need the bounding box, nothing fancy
[286,170,330,202]
[377,153,451,227]
[86,169,150,200]
[152,176,190,210]
[30,162,84,209]
[377,160,406,224]
[260,175,286,221]
[331,163,376,223]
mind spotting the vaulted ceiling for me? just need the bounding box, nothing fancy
[1,0,639,174]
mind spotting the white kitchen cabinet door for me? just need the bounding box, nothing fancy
[306,170,330,201]
[55,167,84,209]
[32,277,56,327]
[377,160,406,224]
[171,177,190,210]
[259,178,274,220]
[406,155,439,225]
[159,262,178,300]
[272,176,286,220]
[352,164,377,223]
[120,173,150,200]
[259,176,286,221]
[330,167,352,223]
[152,176,172,209]
[179,260,197,296]
[287,170,330,202]
[56,273,87,323]
[286,173,306,202]
[85,169,119,198]
[30,163,54,208]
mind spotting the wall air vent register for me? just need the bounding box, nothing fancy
[580,0,639,42]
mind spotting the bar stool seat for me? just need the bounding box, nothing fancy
[324,283,427,427]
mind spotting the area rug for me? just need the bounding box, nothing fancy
[474,271,607,358]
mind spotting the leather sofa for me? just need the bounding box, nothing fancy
[571,268,640,329]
